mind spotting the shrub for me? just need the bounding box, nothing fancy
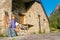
[0,34,4,37]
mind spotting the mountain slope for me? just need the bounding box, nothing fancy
[49,4,60,30]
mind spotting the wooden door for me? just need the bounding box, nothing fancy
[18,14,24,24]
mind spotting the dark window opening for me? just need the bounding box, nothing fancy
[5,11,9,17]
[38,15,40,17]
[43,19,45,21]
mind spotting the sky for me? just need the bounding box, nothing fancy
[39,0,60,16]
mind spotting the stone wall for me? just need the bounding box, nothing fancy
[0,0,50,35]
[24,2,50,33]
[0,0,12,35]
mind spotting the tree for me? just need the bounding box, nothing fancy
[49,5,60,30]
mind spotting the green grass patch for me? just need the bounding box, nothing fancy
[31,32,36,35]
[0,34,5,37]
[12,38,16,40]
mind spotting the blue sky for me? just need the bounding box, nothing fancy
[39,0,60,16]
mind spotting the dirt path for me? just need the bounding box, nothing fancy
[0,33,60,40]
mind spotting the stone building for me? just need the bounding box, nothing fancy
[0,0,50,34]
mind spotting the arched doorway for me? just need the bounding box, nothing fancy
[4,11,9,28]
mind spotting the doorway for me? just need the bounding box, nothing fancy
[18,13,24,24]
[4,11,9,28]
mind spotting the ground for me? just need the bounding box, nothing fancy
[0,33,60,40]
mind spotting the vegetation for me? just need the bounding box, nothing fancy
[31,32,36,35]
[12,38,16,40]
[49,5,60,32]
[0,34,8,37]
[0,28,8,37]
[39,30,45,34]
[0,34,4,37]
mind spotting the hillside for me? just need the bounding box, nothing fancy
[49,4,60,32]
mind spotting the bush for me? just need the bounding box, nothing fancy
[0,34,8,37]
[0,34,4,37]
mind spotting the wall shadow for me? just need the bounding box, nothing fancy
[12,0,35,14]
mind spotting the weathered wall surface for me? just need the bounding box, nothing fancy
[24,2,50,33]
[0,0,12,27]
[4,0,12,20]
[0,0,50,35]
[0,0,12,34]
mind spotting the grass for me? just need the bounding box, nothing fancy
[39,30,45,34]
[50,27,60,33]
[0,34,8,37]
[0,34,4,37]
[31,32,36,35]
[12,38,16,40]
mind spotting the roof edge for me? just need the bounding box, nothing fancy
[36,1,49,21]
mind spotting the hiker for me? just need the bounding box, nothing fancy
[10,14,17,37]
[8,14,17,37]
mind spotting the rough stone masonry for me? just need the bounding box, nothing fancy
[0,0,50,35]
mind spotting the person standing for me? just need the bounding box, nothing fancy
[8,14,17,37]
[10,14,17,37]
